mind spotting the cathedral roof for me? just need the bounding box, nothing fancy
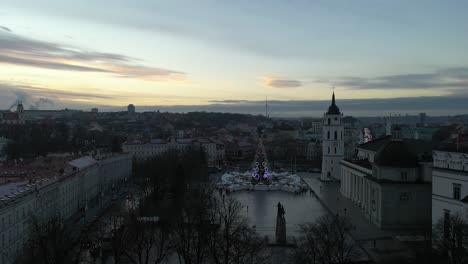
[326,92,341,115]
[358,135,391,152]
[374,140,420,168]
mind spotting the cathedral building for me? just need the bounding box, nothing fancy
[321,92,345,181]
[340,127,433,230]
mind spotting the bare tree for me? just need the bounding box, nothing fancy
[16,216,76,264]
[123,216,173,264]
[96,214,128,264]
[207,196,265,264]
[171,189,214,264]
[296,214,359,264]
[433,212,468,264]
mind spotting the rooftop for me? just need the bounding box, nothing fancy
[434,141,468,154]
[325,92,341,115]
[343,159,373,170]
[374,140,420,168]
[68,156,98,170]
[357,135,391,152]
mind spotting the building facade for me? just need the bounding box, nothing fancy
[0,154,132,264]
[1,104,25,125]
[340,129,432,230]
[123,138,223,166]
[321,92,344,181]
[432,144,468,225]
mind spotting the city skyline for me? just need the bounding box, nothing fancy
[1,0,468,116]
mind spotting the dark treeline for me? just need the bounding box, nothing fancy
[133,146,208,213]
[146,111,267,130]
[1,123,124,159]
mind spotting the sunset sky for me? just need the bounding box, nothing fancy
[1,0,468,116]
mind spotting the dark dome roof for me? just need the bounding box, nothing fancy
[326,92,341,115]
[374,140,419,168]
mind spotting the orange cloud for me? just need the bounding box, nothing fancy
[0,31,185,81]
[261,76,302,88]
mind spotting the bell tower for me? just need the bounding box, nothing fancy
[321,92,344,181]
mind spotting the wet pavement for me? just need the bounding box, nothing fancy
[298,172,396,241]
[228,189,327,239]
[299,172,422,263]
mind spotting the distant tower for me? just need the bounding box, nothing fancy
[17,102,24,123]
[385,114,392,136]
[321,92,344,181]
[419,113,427,126]
[128,104,135,114]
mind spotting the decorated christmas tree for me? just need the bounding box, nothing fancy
[251,139,271,183]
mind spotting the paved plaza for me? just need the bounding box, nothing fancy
[299,172,420,262]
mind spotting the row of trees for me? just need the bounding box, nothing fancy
[93,192,265,264]
[2,122,124,159]
[433,212,468,264]
[16,146,362,264]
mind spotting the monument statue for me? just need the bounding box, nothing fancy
[275,202,286,244]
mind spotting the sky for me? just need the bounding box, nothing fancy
[1,0,468,116]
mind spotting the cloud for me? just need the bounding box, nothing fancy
[262,77,303,88]
[208,100,252,104]
[332,67,468,90]
[5,89,56,110]
[0,54,108,72]
[0,31,185,81]
[0,26,11,32]
[0,83,115,110]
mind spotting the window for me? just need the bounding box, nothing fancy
[334,117,338,121]
[327,131,330,139]
[334,147,337,154]
[400,193,410,201]
[327,118,331,125]
[401,171,408,181]
[334,131,337,139]
[328,147,330,154]
[453,184,461,200]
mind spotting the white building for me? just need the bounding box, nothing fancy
[321,92,344,181]
[0,154,132,264]
[340,128,432,230]
[197,138,218,167]
[0,137,10,161]
[123,138,222,166]
[432,142,468,225]
[306,140,321,161]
